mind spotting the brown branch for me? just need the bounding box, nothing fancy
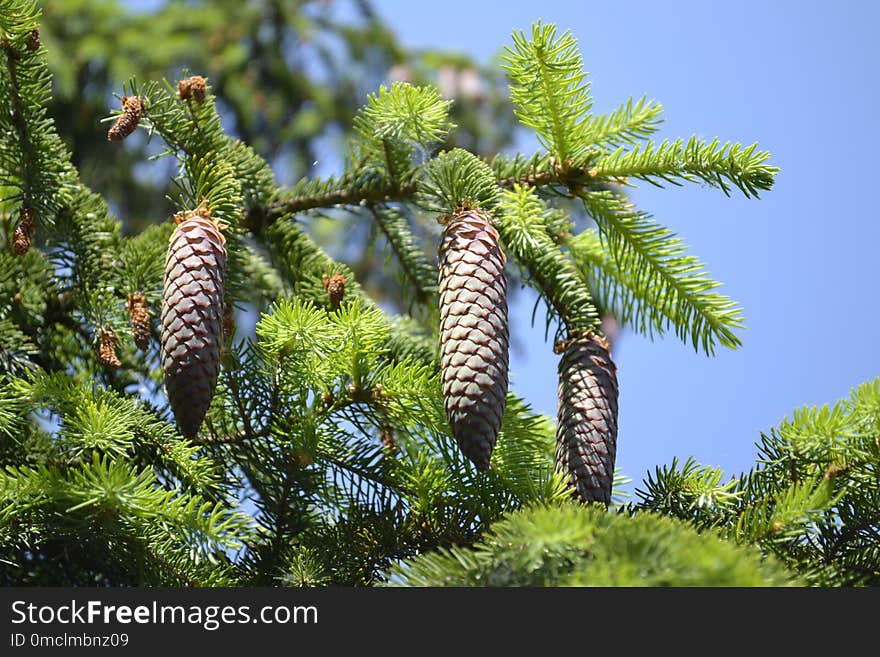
[497,169,560,189]
[252,162,607,234]
[227,365,256,440]
[254,181,418,229]
[191,427,271,445]
[262,458,297,581]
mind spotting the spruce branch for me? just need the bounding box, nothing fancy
[0,1,72,226]
[418,147,499,213]
[256,179,417,226]
[828,510,880,560]
[20,372,225,495]
[502,22,594,165]
[583,95,664,148]
[0,317,38,376]
[2,44,29,202]
[318,447,414,497]
[369,204,438,306]
[594,136,778,198]
[264,215,439,366]
[129,78,226,157]
[581,189,745,354]
[257,153,613,228]
[636,456,742,528]
[635,377,880,585]
[391,502,798,586]
[498,185,599,336]
[352,82,454,178]
[0,453,250,584]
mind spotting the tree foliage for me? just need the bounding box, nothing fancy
[391,502,798,586]
[2,0,873,588]
[635,378,880,585]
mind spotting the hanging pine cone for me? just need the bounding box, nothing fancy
[555,331,619,505]
[438,208,509,471]
[125,292,152,351]
[107,95,144,141]
[160,203,226,438]
[97,327,122,371]
[12,206,37,255]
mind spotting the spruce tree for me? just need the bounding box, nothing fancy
[2,1,875,587]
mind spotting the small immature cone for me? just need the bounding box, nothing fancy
[125,292,152,351]
[380,426,396,452]
[555,331,619,505]
[177,75,207,103]
[98,327,122,371]
[323,273,346,310]
[107,96,144,141]
[26,27,40,52]
[13,206,37,255]
[161,204,227,438]
[438,209,509,471]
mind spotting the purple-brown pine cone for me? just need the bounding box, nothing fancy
[438,209,509,471]
[556,332,619,505]
[161,206,226,437]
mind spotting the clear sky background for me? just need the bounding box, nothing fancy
[367,0,880,493]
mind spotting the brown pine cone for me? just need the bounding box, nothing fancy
[12,206,37,255]
[177,75,207,103]
[438,209,509,471]
[98,327,122,371]
[125,292,152,351]
[26,27,40,52]
[160,204,226,438]
[555,331,619,505]
[107,96,144,141]
[323,273,346,310]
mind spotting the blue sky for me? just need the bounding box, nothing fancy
[369,0,880,492]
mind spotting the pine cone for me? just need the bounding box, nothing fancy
[177,75,207,103]
[12,206,37,255]
[323,273,346,310]
[97,327,122,371]
[125,292,152,351]
[555,331,619,505]
[107,95,144,141]
[161,205,226,438]
[438,209,509,470]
